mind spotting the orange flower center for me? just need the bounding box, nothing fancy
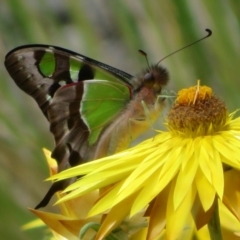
[167,82,228,137]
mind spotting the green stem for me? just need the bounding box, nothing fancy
[208,198,223,240]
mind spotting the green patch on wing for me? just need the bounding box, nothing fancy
[81,80,131,145]
[69,57,81,80]
[39,51,56,76]
[94,67,124,84]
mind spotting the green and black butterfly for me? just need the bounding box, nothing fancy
[5,45,169,208]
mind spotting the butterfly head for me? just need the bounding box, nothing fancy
[132,64,169,95]
[143,65,169,93]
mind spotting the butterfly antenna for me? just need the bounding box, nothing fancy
[157,28,212,65]
[138,49,151,70]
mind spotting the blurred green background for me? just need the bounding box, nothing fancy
[0,1,240,239]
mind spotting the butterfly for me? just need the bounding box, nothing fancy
[4,45,169,208]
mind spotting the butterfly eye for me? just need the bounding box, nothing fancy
[144,72,153,82]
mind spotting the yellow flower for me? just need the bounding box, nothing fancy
[28,149,101,240]
[50,82,240,239]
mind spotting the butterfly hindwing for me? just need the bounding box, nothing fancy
[5,45,135,208]
[80,80,131,145]
[48,79,131,170]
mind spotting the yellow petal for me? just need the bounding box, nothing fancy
[59,191,99,219]
[179,138,194,170]
[95,192,138,240]
[208,148,224,199]
[166,179,195,240]
[196,225,211,239]
[30,209,79,239]
[195,169,215,211]
[223,169,240,221]
[173,152,198,209]
[130,227,148,240]
[88,181,125,216]
[119,146,167,193]
[196,138,212,184]
[219,200,240,233]
[194,195,215,230]
[49,148,154,181]
[147,185,170,240]
[21,218,45,230]
[43,148,58,176]
[130,170,160,216]
[213,135,240,166]
[158,145,182,184]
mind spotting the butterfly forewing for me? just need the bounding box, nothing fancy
[4,45,133,118]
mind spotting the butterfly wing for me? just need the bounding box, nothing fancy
[49,79,131,171]
[5,44,134,167]
[4,45,133,118]
[5,45,133,208]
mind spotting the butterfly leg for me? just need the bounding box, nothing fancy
[127,114,154,142]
